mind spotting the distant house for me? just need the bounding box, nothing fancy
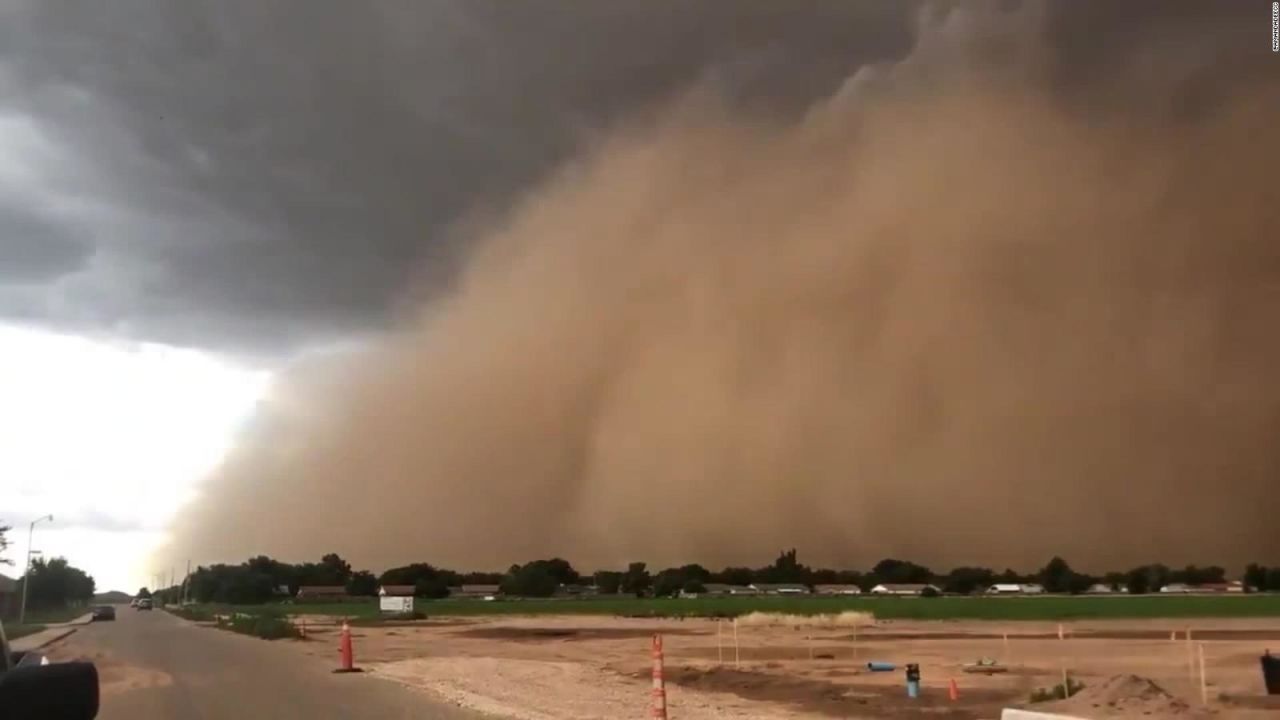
[555,584,598,597]
[750,583,810,595]
[1159,583,1193,594]
[870,583,939,596]
[1085,583,1117,594]
[814,584,863,596]
[987,583,1046,595]
[451,584,501,599]
[273,584,292,598]
[1192,582,1244,594]
[699,584,756,596]
[379,585,416,597]
[295,585,350,601]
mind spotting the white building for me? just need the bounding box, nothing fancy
[986,583,1046,595]
[813,584,863,596]
[870,583,939,596]
[750,583,809,595]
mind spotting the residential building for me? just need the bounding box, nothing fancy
[813,584,863,595]
[295,585,350,601]
[1085,583,1117,594]
[379,585,416,597]
[870,583,939,596]
[987,583,1046,595]
[750,583,809,595]
[451,584,501,599]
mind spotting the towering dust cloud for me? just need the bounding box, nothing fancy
[165,4,1280,573]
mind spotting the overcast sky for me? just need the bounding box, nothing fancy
[0,0,1269,590]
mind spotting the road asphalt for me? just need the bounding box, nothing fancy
[44,606,485,720]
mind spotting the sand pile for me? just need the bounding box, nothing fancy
[735,611,874,629]
[1053,674,1191,716]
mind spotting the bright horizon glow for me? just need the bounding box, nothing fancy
[0,324,268,592]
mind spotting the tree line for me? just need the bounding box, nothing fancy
[1,524,95,615]
[153,549,1280,604]
[5,557,97,616]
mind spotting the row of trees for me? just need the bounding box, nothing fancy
[172,554,506,604]
[11,558,96,614]
[1,522,96,615]
[170,549,1277,603]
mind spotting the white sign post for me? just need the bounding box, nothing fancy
[380,596,414,614]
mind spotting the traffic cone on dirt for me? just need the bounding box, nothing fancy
[949,678,959,701]
[333,620,361,673]
[651,634,668,719]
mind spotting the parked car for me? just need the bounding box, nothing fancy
[90,606,115,622]
[135,598,152,611]
[128,598,138,608]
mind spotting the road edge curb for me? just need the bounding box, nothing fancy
[12,626,79,653]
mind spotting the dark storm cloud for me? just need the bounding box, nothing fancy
[0,0,924,355]
[155,2,1280,575]
[0,200,93,282]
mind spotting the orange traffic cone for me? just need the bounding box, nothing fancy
[334,620,362,673]
[651,634,668,719]
[949,678,959,701]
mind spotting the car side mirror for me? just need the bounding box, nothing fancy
[0,661,99,719]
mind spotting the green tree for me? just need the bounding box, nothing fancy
[1243,564,1267,592]
[1266,568,1280,592]
[593,571,623,594]
[871,558,933,585]
[621,562,651,596]
[943,567,996,595]
[24,557,96,610]
[500,563,557,597]
[414,576,451,599]
[136,587,152,599]
[715,567,755,586]
[681,578,706,594]
[346,570,379,597]
[1101,572,1127,591]
[1039,557,1077,594]
[1125,565,1162,594]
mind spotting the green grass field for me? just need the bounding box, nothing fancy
[16,606,87,624]
[188,594,1280,622]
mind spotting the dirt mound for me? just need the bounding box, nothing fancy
[458,626,698,641]
[736,611,874,628]
[1053,674,1190,716]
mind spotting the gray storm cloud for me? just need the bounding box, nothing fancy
[162,3,1280,574]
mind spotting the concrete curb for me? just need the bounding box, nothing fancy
[11,626,79,653]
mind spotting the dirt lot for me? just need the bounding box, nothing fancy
[285,614,1280,719]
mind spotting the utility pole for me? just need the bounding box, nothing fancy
[18,514,53,625]
[183,559,191,605]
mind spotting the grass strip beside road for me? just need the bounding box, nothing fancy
[18,606,87,625]
[182,594,1280,621]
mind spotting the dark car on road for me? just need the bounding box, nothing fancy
[90,606,116,622]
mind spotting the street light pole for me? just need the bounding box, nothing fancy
[18,514,53,625]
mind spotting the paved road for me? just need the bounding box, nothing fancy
[44,607,483,720]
